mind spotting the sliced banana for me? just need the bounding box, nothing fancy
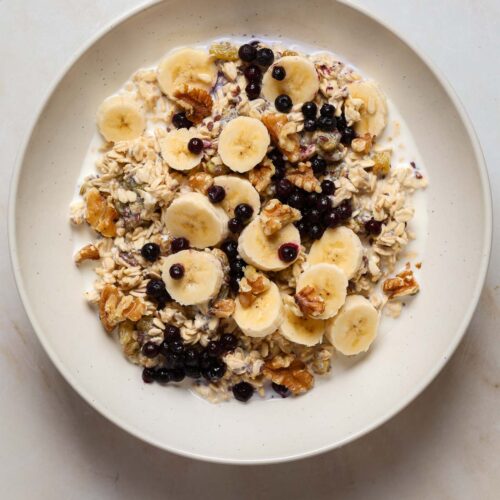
[326,295,378,355]
[347,81,388,138]
[213,175,261,220]
[262,56,319,105]
[218,116,270,173]
[159,128,203,171]
[162,192,228,248]
[234,281,283,337]
[238,217,300,271]
[307,226,364,280]
[161,250,223,305]
[97,95,146,143]
[296,263,348,320]
[279,297,325,346]
[157,48,217,98]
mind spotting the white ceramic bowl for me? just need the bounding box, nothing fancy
[9,0,491,464]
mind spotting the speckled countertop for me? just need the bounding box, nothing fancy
[0,0,498,498]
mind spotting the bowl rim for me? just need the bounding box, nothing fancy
[8,0,493,465]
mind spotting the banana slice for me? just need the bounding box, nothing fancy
[162,192,228,248]
[279,297,325,346]
[307,226,364,280]
[157,48,217,98]
[161,250,223,305]
[213,175,261,220]
[97,95,146,143]
[218,116,270,173]
[234,281,283,337]
[238,217,300,271]
[159,128,203,171]
[296,263,348,320]
[262,56,319,105]
[326,295,378,355]
[347,81,388,138]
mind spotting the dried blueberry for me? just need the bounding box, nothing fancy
[275,94,293,113]
[172,112,193,129]
[232,381,254,402]
[141,243,161,262]
[308,224,324,240]
[321,179,335,195]
[316,194,332,213]
[278,243,299,262]
[142,367,155,384]
[272,65,286,80]
[220,239,238,258]
[317,115,336,131]
[365,218,383,235]
[188,137,203,154]
[164,324,181,342]
[142,342,160,358]
[287,191,305,210]
[335,200,352,220]
[276,178,294,200]
[303,119,317,132]
[169,263,185,280]
[272,382,291,398]
[220,333,238,352]
[207,185,226,203]
[171,237,189,253]
[311,156,327,175]
[323,210,341,228]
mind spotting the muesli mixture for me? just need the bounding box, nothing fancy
[70,40,427,403]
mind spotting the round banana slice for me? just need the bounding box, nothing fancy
[238,217,300,271]
[346,81,388,138]
[326,295,378,355]
[262,56,319,105]
[162,192,228,248]
[97,95,146,143]
[159,128,203,171]
[307,226,364,280]
[157,48,217,98]
[234,281,283,337]
[296,263,348,320]
[218,116,270,173]
[162,250,223,306]
[213,175,261,220]
[279,298,325,346]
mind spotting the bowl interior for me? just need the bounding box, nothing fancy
[11,0,490,463]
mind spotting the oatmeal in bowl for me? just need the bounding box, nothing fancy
[70,40,427,403]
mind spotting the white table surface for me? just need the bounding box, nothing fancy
[1,0,499,498]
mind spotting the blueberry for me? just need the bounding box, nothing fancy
[275,94,293,113]
[155,290,172,310]
[229,277,240,294]
[235,203,253,221]
[365,218,383,235]
[272,382,290,398]
[311,156,327,175]
[228,217,244,233]
[188,137,203,154]
[207,185,226,203]
[272,163,286,180]
[278,243,299,263]
[335,200,352,220]
[301,101,317,119]
[317,115,336,131]
[141,243,161,262]
[272,65,286,80]
[308,224,324,240]
[183,347,200,368]
[142,367,155,384]
[164,324,181,342]
[203,360,227,381]
[341,126,356,146]
[250,40,260,47]
[268,148,285,167]
[303,119,317,132]
[287,191,305,210]
[163,351,184,370]
[244,64,262,81]
[245,81,261,100]
[316,194,332,213]
[321,179,335,195]
[220,333,238,352]
[146,279,166,299]
[320,103,335,117]
[256,47,274,66]
[206,341,222,358]
[169,263,184,280]
[275,178,294,200]
[232,381,254,402]
[169,367,185,382]
[185,366,201,379]
[169,339,185,356]
[171,237,189,253]
[336,114,347,131]
[238,43,257,62]
[142,342,160,358]
[323,210,341,228]
[230,258,246,278]
[220,239,238,258]
[155,368,171,383]
[295,220,308,237]
[199,351,212,370]
[306,192,319,208]
[172,112,193,129]
[304,208,321,224]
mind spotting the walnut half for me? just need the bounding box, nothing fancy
[238,266,270,308]
[383,265,419,299]
[260,199,301,236]
[74,244,100,264]
[173,84,213,124]
[261,113,300,162]
[99,284,146,333]
[295,285,325,318]
[263,359,314,395]
[85,188,118,237]
[286,162,322,193]
[209,298,235,318]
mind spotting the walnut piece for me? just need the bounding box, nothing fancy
[74,244,100,264]
[372,150,391,177]
[173,84,213,124]
[261,113,300,162]
[248,159,275,193]
[260,198,301,235]
[286,162,322,193]
[188,171,214,194]
[99,284,146,332]
[238,266,271,308]
[383,265,419,299]
[209,298,235,318]
[295,285,325,318]
[85,188,118,237]
[263,359,314,395]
